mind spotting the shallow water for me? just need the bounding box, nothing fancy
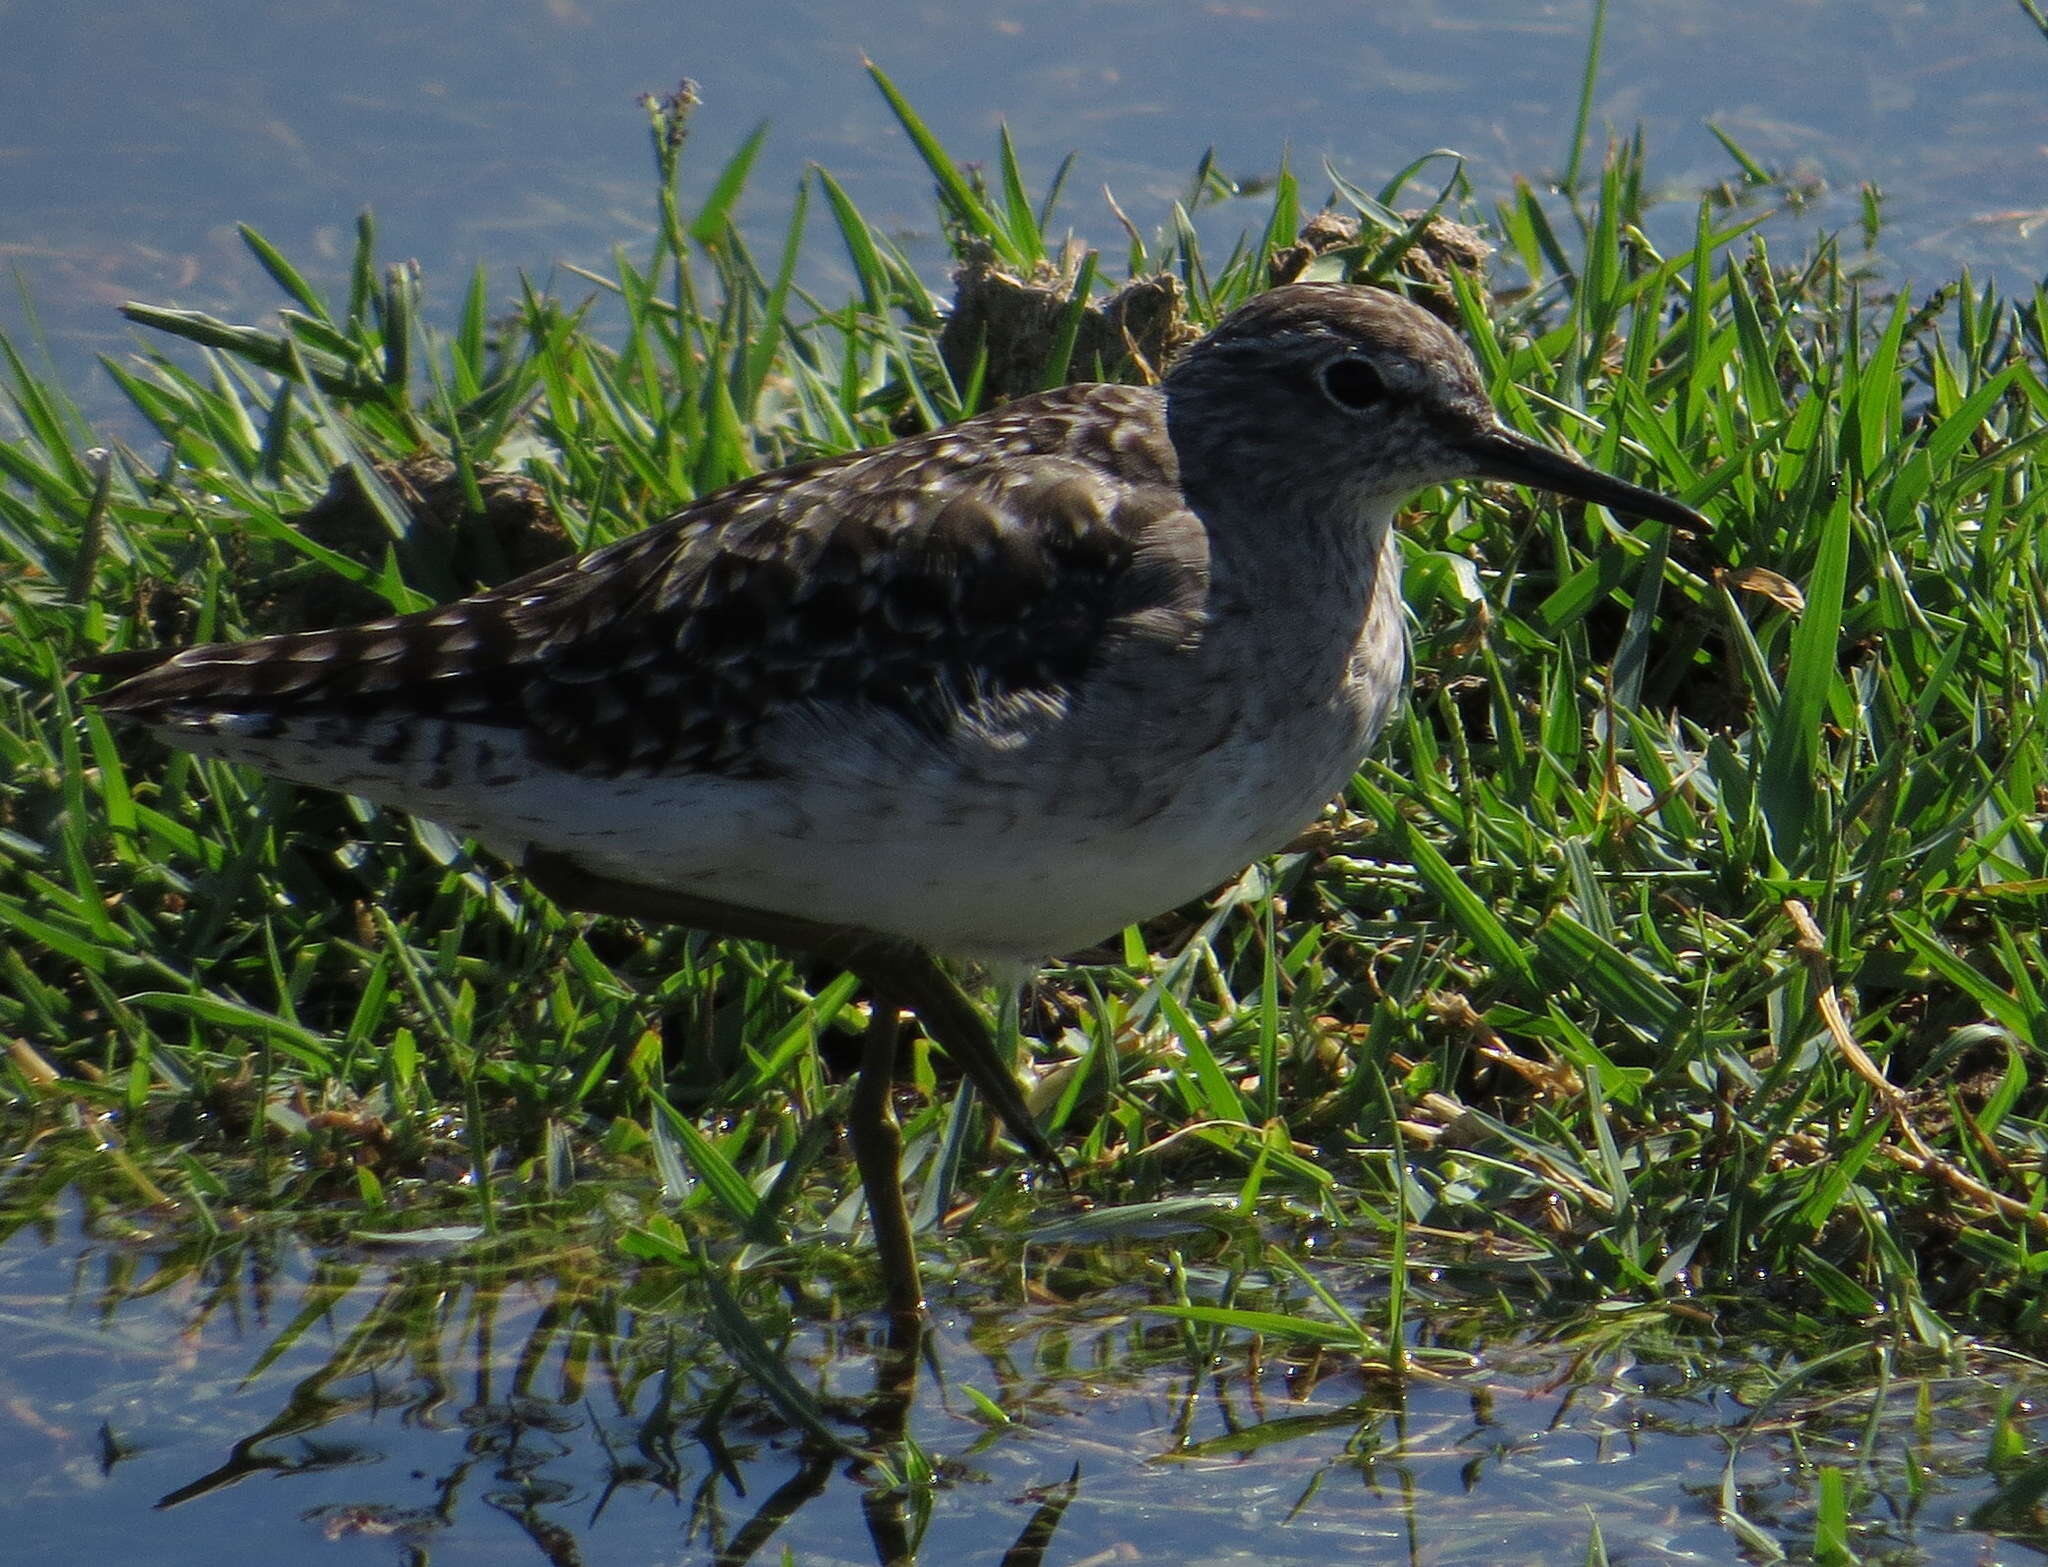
[5,0,2045,433]
[2,1192,2037,1565]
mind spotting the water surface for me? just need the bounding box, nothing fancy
[2,1194,2035,1565]
[5,0,2044,429]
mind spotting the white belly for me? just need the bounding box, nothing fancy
[161,541,1405,964]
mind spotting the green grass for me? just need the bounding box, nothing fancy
[3,66,2046,1372]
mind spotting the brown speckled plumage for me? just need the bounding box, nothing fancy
[90,382,1204,780]
[87,284,1705,964]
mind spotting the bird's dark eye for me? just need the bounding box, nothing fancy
[1319,357,1387,409]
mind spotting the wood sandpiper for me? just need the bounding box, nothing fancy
[85,282,1707,1315]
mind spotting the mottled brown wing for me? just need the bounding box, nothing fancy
[86,384,1210,779]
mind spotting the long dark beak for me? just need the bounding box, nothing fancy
[1461,424,1707,531]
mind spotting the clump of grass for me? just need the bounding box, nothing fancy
[2,66,2044,1353]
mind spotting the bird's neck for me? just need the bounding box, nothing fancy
[1194,473,1399,605]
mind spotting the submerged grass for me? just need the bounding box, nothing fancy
[21,1183,2032,1566]
[3,64,2046,1404]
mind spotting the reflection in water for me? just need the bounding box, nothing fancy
[0,1197,2035,1566]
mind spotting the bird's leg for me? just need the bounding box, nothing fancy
[850,996,922,1319]
[522,848,1058,1157]
[831,939,1056,1170]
